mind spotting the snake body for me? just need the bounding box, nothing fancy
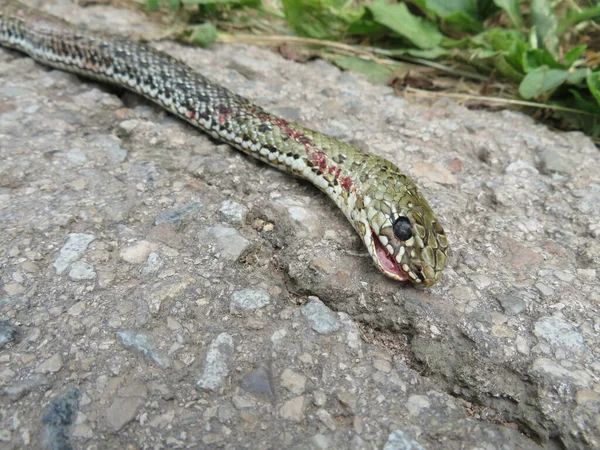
[0,0,448,286]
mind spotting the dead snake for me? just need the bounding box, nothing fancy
[0,0,449,286]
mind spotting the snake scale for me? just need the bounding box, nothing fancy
[0,0,448,286]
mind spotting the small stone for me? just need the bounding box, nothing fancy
[491,325,517,339]
[53,233,95,275]
[149,410,175,428]
[196,333,234,391]
[68,261,96,281]
[575,389,600,405]
[67,302,85,317]
[279,396,305,422]
[155,202,203,228]
[219,200,248,225]
[240,365,275,400]
[3,375,47,401]
[533,316,586,354]
[117,330,169,367]
[410,162,457,185]
[147,278,194,314]
[200,225,250,261]
[469,274,492,289]
[554,270,575,283]
[230,288,271,311]
[101,136,128,163]
[232,395,255,409]
[406,395,431,415]
[301,298,340,335]
[119,241,154,265]
[316,409,336,430]
[280,369,306,395]
[35,354,63,374]
[309,257,334,274]
[0,321,17,348]
[3,283,25,295]
[140,252,164,275]
[276,198,319,232]
[41,388,80,450]
[72,423,93,438]
[495,294,526,316]
[313,390,326,407]
[535,282,554,298]
[384,430,425,450]
[166,316,181,331]
[336,391,357,412]
[21,261,39,273]
[0,430,11,442]
[119,119,139,134]
[299,353,313,365]
[270,329,287,346]
[146,224,182,248]
[532,358,592,387]
[106,397,144,431]
[373,359,392,373]
[537,148,577,175]
[0,368,15,384]
[118,380,148,399]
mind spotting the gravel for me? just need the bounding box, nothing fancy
[1,1,598,448]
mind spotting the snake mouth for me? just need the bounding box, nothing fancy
[370,227,409,282]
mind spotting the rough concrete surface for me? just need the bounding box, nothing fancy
[1,1,599,449]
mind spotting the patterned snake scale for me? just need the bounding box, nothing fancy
[0,0,449,286]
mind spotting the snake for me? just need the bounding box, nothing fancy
[0,0,449,286]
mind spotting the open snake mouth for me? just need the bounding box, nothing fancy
[370,227,409,281]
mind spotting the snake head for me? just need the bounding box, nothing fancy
[356,167,449,287]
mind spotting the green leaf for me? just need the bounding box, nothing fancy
[570,89,600,115]
[281,0,364,40]
[347,17,382,36]
[587,71,600,106]
[494,55,524,81]
[366,1,443,49]
[492,0,522,27]
[441,11,483,33]
[418,0,477,18]
[522,48,562,72]
[189,23,217,47]
[476,28,527,75]
[331,55,393,85]
[414,0,482,33]
[559,5,600,32]
[565,90,600,138]
[519,66,570,99]
[531,0,558,57]
[563,45,587,68]
[567,68,588,85]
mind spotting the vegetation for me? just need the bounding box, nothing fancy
[144,0,600,141]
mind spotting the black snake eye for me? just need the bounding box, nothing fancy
[393,216,412,241]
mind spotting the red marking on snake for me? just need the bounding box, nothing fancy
[187,111,196,120]
[248,108,354,192]
[311,151,327,170]
[341,176,353,191]
[217,105,233,125]
[328,166,342,178]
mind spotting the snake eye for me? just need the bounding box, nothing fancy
[393,216,412,241]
